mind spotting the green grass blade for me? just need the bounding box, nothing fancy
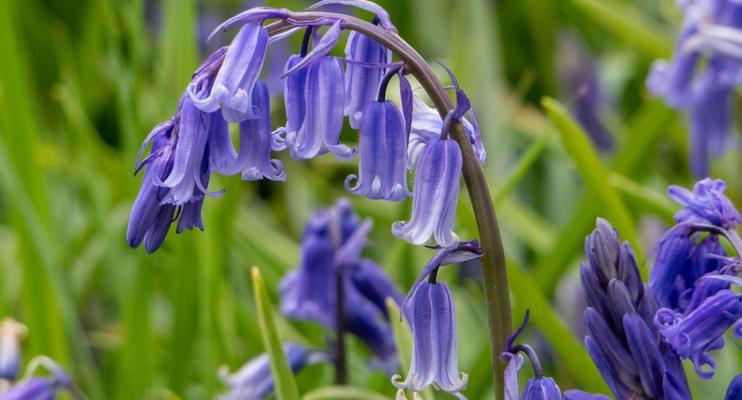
[493,134,550,206]
[302,386,390,400]
[567,0,672,58]
[542,97,644,268]
[251,266,301,400]
[608,172,676,223]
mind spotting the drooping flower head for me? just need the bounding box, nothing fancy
[218,343,327,400]
[393,241,482,399]
[344,30,392,128]
[579,219,690,400]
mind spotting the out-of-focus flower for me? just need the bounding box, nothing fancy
[218,343,326,400]
[280,199,402,367]
[0,357,75,400]
[557,31,613,152]
[0,320,26,382]
[726,375,742,400]
[579,219,690,399]
[647,0,742,177]
[392,139,462,248]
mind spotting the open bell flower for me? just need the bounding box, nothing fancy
[392,139,462,248]
[345,100,409,201]
[655,289,742,379]
[188,23,268,122]
[237,81,286,181]
[392,281,467,398]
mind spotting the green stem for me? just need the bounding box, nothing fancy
[268,13,512,398]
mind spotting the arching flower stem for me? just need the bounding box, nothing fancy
[266,11,512,398]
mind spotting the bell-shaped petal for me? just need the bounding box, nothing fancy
[188,23,268,122]
[286,57,351,159]
[655,289,742,378]
[350,259,403,317]
[521,377,562,400]
[279,211,336,327]
[562,391,611,400]
[282,55,308,136]
[0,320,26,381]
[345,100,409,201]
[393,282,467,397]
[392,139,461,248]
[668,178,741,230]
[344,31,391,128]
[238,81,286,181]
[501,351,523,400]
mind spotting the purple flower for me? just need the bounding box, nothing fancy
[0,357,73,400]
[0,320,25,381]
[237,81,286,181]
[218,343,326,400]
[280,200,401,367]
[562,391,610,400]
[408,94,484,167]
[668,178,741,230]
[281,54,308,139]
[345,100,409,201]
[647,0,742,177]
[392,282,467,398]
[343,31,391,129]
[726,375,742,400]
[580,219,690,399]
[188,23,268,122]
[285,56,353,160]
[392,139,462,248]
[655,289,742,379]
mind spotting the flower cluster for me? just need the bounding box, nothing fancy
[280,199,403,370]
[218,343,327,400]
[579,219,690,399]
[0,319,78,400]
[575,178,742,399]
[647,0,742,177]
[127,1,486,253]
[393,240,482,399]
[650,178,741,379]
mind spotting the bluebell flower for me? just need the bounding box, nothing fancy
[655,289,742,378]
[558,32,613,152]
[218,343,326,400]
[188,23,268,122]
[392,242,481,398]
[285,56,353,160]
[408,93,485,168]
[647,0,742,177]
[726,375,742,400]
[668,178,741,230]
[0,320,25,382]
[281,54,309,141]
[392,281,467,398]
[580,219,690,399]
[392,138,462,248]
[280,200,401,367]
[237,81,286,181]
[343,31,391,128]
[345,100,409,201]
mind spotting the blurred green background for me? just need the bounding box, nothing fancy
[0,0,739,398]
